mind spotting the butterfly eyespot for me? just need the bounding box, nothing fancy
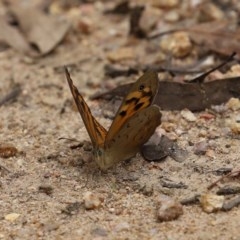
[119,110,127,117]
[139,84,145,91]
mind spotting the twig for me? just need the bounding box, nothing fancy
[217,186,240,195]
[161,179,188,189]
[208,167,233,176]
[148,28,185,39]
[189,52,236,83]
[207,169,240,190]
[180,194,200,205]
[0,84,21,107]
[0,163,11,173]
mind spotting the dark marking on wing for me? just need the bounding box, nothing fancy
[134,102,144,111]
[119,111,127,117]
[125,97,139,104]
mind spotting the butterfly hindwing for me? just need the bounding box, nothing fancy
[105,106,161,164]
[65,68,107,147]
[105,71,159,144]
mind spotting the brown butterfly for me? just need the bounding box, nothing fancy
[65,68,161,170]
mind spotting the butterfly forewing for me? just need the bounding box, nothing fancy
[65,68,107,147]
[105,71,159,144]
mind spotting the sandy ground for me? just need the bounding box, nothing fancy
[1,1,240,240]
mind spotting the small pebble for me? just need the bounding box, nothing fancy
[208,129,220,139]
[114,222,130,232]
[156,195,183,222]
[0,144,18,158]
[193,140,208,155]
[161,122,176,132]
[198,129,207,137]
[228,65,240,76]
[199,113,215,120]
[225,117,240,134]
[205,149,215,159]
[151,0,179,8]
[5,213,20,222]
[139,6,162,34]
[165,132,178,141]
[83,191,103,210]
[91,227,108,237]
[180,109,197,122]
[200,194,224,213]
[0,233,5,239]
[198,2,224,21]
[164,10,180,22]
[211,104,227,113]
[160,32,192,58]
[107,47,135,62]
[226,98,240,111]
[42,220,60,231]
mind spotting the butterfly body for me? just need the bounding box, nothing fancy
[65,68,161,170]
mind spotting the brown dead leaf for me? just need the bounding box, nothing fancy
[156,76,240,111]
[10,6,70,56]
[91,75,240,111]
[187,21,240,59]
[0,15,32,55]
[94,53,239,111]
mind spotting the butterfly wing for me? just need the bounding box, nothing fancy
[101,106,161,169]
[105,71,159,144]
[65,68,107,148]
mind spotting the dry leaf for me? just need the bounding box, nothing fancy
[0,15,32,55]
[10,6,70,56]
[187,21,240,59]
[92,75,240,111]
